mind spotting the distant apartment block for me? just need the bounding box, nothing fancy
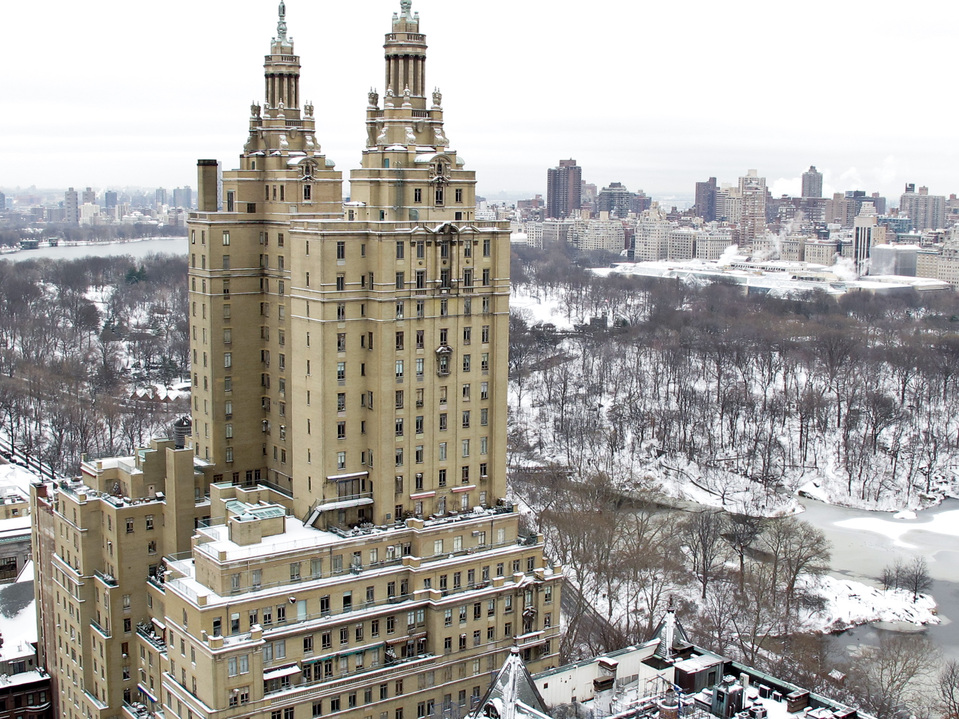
[546,160,581,219]
[900,183,945,231]
[801,165,823,198]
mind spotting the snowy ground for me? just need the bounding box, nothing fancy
[800,574,938,634]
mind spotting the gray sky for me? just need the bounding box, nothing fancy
[3,0,957,203]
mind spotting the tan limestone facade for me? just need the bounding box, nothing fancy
[32,4,562,719]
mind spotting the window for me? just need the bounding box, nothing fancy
[415,270,426,290]
[395,271,405,290]
[462,411,470,428]
[338,393,346,411]
[337,333,346,352]
[481,353,490,372]
[337,303,346,321]
[395,418,404,437]
[396,331,405,350]
[396,301,405,319]
[456,188,464,203]
[463,355,471,372]
[414,188,423,203]
[439,442,448,461]
[438,468,447,487]
[416,358,425,379]
[337,274,345,291]
[395,390,405,409]
[483,238,491,256]
[337,241,346,259]
[483,268,491,286]
[337,422,346,439]
[395,360,404,379]
[439,413,448,431]
[337,362,346,381]
[222,231,231,246]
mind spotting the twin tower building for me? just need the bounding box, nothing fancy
[31,4,562,719]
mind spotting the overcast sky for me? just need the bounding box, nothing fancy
[3,0,957,203]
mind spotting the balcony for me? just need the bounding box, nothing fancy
[136,624,167,653]
[95,570,118,587]
[514,631,546,648]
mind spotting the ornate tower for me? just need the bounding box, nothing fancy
[349,2,475,225]
[188,1,342,488]
[288,1,509,527]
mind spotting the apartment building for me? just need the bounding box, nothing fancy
[32,3,563,718]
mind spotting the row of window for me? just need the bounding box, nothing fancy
[334,354,489,384]
[394,237,490,259]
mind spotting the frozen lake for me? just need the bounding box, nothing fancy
[1,237,187,263]
[799,498,959,659]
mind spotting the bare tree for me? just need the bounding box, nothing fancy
[938,659,959,719]
[841,633,937,719]
[682,510,729,599]
[901,556,933,602]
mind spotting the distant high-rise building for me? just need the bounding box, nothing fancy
[173,185,193,209]
[801,166,823,199]
[81,186,96,204]
[103,190,118,210]
[631,190,652,214]
[0,191,6,212]
[155,187,168,207]
[853,202,886,275]
[546,159,582,219]
[580,182,597,215]
[738,170,767,245]
[694,177,717,222]
[597,182,633,218]
[900,183,945,231]
[64,187,79,225]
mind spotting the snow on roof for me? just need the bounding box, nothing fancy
[0,465,40,497]
[0,562,37,663]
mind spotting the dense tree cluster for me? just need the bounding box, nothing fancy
[509,246,959,511]
[517,469,829,669]
[0,255,189,475]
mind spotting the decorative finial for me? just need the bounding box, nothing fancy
[400,0,413,19]
[368,88,379,108]
[432,88,443,108]
[277,1,288,42]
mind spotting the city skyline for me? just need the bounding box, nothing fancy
[4,0,958,200]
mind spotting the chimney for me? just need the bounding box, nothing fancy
[197,160,219,212]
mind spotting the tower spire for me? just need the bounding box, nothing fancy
[277,1,288,42]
